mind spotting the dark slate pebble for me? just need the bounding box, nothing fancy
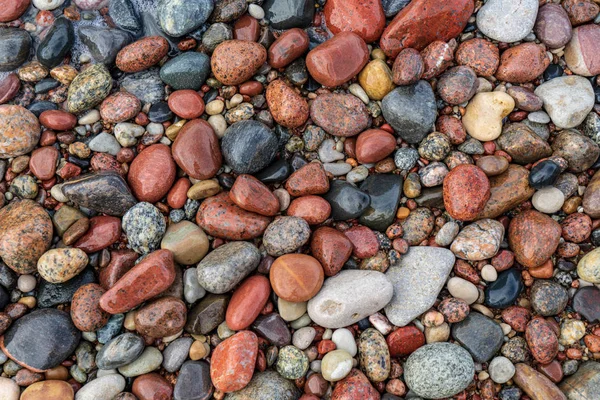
[529,160,561,189]
[79,26,132,65]
[221,120,278,174]
[451,312,504,363]
[359,174,403,231]
[381,81,437,144]
[530,280,568,316]
[36,17,75,69]
[141,11,181,56]
[37,267,96,308]
[120,68,165,104]
[573,286,600,322]
[35,78,60,94]
[543,64,563,81]
[97,313,125,344]
[158,0,215,37]
[255,159,293,183]
[95,332,145,369]
[185,294,228,335]
[263,0,315,30]
[61,171,137,217]
[252,313,291,347]
[381,0,411,18]
[159,52,211,90]
[323,180,371,221]
[174,360,213,400]
[0,286,9,310]
[109,0,142,36]
[0,28,31,72]
[148,101,173,123]
[0,262,17,291]
[0,309,80,371]
[27,101,58,117]
[485,268,524,309]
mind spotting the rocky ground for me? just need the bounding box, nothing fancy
[0,0,600,399]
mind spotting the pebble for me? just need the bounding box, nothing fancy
[266,79,309,128]
[224,370,300,400]
[358,328,390,382]
[0,28,32,72]
[161,221,209,265]
[577,247,600,283]
[358,59,395,101]
[210,330,258,392]
[310,93,371,137]
[535,4,573,49]
[76,374,125,400]
[221,120,278,174]
[526,316,558,364]
[134,296,186,338]
[118,346,163,377]
[485,268,524,309]
[552,130,600,173]
[534,75,595,129]
[262,0,314,29]
[292,326,316,350]
[532,187,565,214]
[268,28,309,68]
[451,219,504,261]
[67,64,113,114]
[479,165,535,219]
[509,209,561,268]
[462,92,515,141]
[321,349,353,382]
[122,202,166,255]
[212,40,266,85]
[447,277,479,305]
[277,345,309,380]
[513,363,566,400]
[452,312,504,362]
[162,337,192,373]
[160,52,211,91]
[443,164,490,221]
[173,360,213,400]
[476,0,539,43]
[158,0,214,37]
[565,24,600,76]
[489,356,516,384]
[226,275,270,330]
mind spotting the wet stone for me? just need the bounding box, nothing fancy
[0,28,31,72]
[452,312,504,363]
[358,174,402,231]
[485,268,524,309]
[122,202,166,255]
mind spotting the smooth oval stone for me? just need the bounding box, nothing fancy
[476,0,538,43]
[359,174,402,231]
[174,360,213,400]
[75,374,126,400]
[212,40,267,85]
[109,0,142,35]
[323,180,371,220]
[226,275,270,330]
[526,316,558,364]
[534,4,572,49]
[358,328,390,382]
[331,368,379,400]
[565,24,600,77]
[160,52,211,90]
[0,105,40,159]
[451,312,504,363]
[128,144,176,203]
[485,268,524,309]
[443,164,490,221]
[263,216,310,256]
[508,209,561,268]
[20,380,74,400]
[96,332,144,369]
[534,75,595,129]
[74,216,121,254]
[162,337,193,373]
[161,221,209,265]
[210,330,258,392]
[221,120,278,174]
[405,343,475,399]
[268,28,309,68]
[99,249,176,314]
[552,130,600,173]
[529,160,561,189]
[263,0,314,29]
[71,283,110,332]
[306,32,369,87]
[118,346,163,377]
[37,18,74,69]
[135,296,187,338]
[0,28,31,71]
[310,226,353,276]
[530,280,568,317]
[382,81,437,144]
[132,373,173,400]
[158,0,214,37]
[37,247,89,284]
[559,361,600,400]
[0,309,80,372]
[478,165,535,219]
[0,199,52,274]
[229,174,280,216]
[270,254,324,302]
[255,159,292,183]
[0,0,29,22]
[324,0,385,43]
[172,119,222,180]
[223,370,301,400]
[185,294,228,335]
[116,36,168,73]
[196,241,260,294]
[307,270,393,328]
[122,202,166,255]
[37,267,96,308]
[310,93,371,137]
[67,64,113,114]
[78,26,132,65]
[28,101,58,116]
[0,73,20,104]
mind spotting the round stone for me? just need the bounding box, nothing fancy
[0,105,40,159]
[276,345,309,380]
[263,216,311,257]
[321,349,353,382]
[270,254,324,302]
[488,356,515,384]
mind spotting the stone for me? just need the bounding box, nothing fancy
[276,345,309,379]
[20,380,74,400]
[99,249,175,314]
[174,361,213,400]
[263,216,310,256]
[443,164,490,221]
[116,36,168,73]
[307,270,393,328]
[447,277,479,305]
[160,52,211,90]
[0,309,80,372]
[268,28,309,68]
[109,0,142,35]
[185,294,228,335]
[381,81,436,143]
[379,0,473,57]
[262,0,314,30]
[478,165,535,219]
[552,130,600,173]
[0,73,20,104]
[530,280,568,317]
[358,328,390,382]
[578,247,600,283]
[251,313,291,346]
[508,210,561,268]
[163,338,193,373]
[559,361,600,400]
[266,79,309,128]
[75,375,126,400]
[100,92,141,124]
[120,69,165,104]
[534,4,573,49]
[451,219,504,261]
[127,144,176,203]
[356,129,396,164]
[0,0,29,22]
[565,24,600,76]
[288,195,331,225]
[584,170,600,218]
[404,342,475,399]
[197,241,260,293]
[392,48,424,85]
[0,105,40,159]
[285,162,330,196]
[132,374,173,400]
[358,174,402,231]
[37,267,95,308]
[401,207,434,245]
[118,346,163,377]
[0,199,52,274]
[36,17,75,69]
[495,43,550,83]
[306,32,369,88]
[212,40,266,85]
[158,0,214,37]
[324,0,385,43]
[96,332,144,369]
[485,268,524,309]
[74,216,120,254]
[210,331,258,392]
[223,370,300,400]
[437,66,478,104]
[229,174,279,216]
[462,92,515,141]
[78,26,132,65]
[573,286,600,322]
[477,0,539,43]
[310,227,353,276]
[384,247,454,326]
[452,312,504,363]
[526,316,558,364]
[323,180,371,220]
[161,221,209,265]
[270,254,324,302]
[168,90,205,120]
[358,59,395,101]
[67,64,113,114]
[322,349,353,382]
[497,123,552,164]
[513,363,566,400]
[534,75,595,129]
[172,119,221,180]
[0,28,31,71]
[134,296,186,338]
[71,283,109,332]
[226,275,270,330]
[221,120,278,174]
[310,93,370,137]
[122,202,166,255]
[37,248,88,284]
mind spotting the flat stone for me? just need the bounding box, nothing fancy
[75,375,126,400]
[451,312,504,363]
[262,0,314,30]
[310,93,371,137]
[0,28,31,72]
[534,75,595,129]
[185,294,228,335]
[95,332,144,370]
[122,202,166,255]
[559,361,600,400]
[158,0,214,37]
[513,363,566,400]
[160,52,211,90]
[251,313,291,346]
[210,330,258,393]
[477,0,538,43]
[508,209,561,268]
[451,219,504,261]
[384,246,454,326]
[174,360,213,400]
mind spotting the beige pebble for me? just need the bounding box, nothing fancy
[273,188,291,211]
[447,277,479,304]
[462,92,515,141]
[208,114,227,138]
[187,179,222,200]
[124,311,136,331]
[206,100,225,115]
[425,322,450,343]
[481,264,498,282]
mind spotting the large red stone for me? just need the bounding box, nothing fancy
[508,210,561,268]
[74,216,121,253]
[29,146,58,181]
[210,331,258,393]
[196,192,271,240]
[70,283,110,332]
[99,249,139,290]
[127,144,176,203]
[171,119,222,180]
[443,164,491,221]
[311,227,353,276]
[306,32,369,88]
[270,254,324,302]
[495,43,550,83]
[380,0,474,58]
[226,275,271,330]
[211,40,267,86]
[132,373,173,400]
[167,90,205,120]
[526,317,558,364]
[268,28,310,68]
[0,0,29,22]
[386,326,425,357]
[331,369,380,400]
[116,36,169,73]
[355,129,396,164]
[266,79,309,128]
[324,0,386,43]
[285,162,330,197]
[229,174,279,216]
[39,110,77,131]
[99,249,176,314]
[565,24,600,76]
[287,195,331,225]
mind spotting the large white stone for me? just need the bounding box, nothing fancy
[477,0,539,43]
[32,0,65,10]
[75,374,126,400]
[534,76,595,129]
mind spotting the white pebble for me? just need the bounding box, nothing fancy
[17,274,36,292]
[447,277,479,304]
[532,187,565,214]
[323,162,352,176]
[331,328,357,357]
[346,166,369,183]
[349,83,369,104]
[229,94,244,108]
[481,264,498,282]
[146,122,164,136]
[50,184,68,203]
[208,114,227,138]
[248,4,265,19]
[273,188,290,211]
[488,356,515,384]
[78,109,100,125]
[292,327,316,350]
[527,111,550,124]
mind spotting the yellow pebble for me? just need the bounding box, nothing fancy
[396,207,410,219]
[165,119,187,141]
[19,296,36,308]
[187,179,222,200]
[124,310,136,331]
[189,340,208,360]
